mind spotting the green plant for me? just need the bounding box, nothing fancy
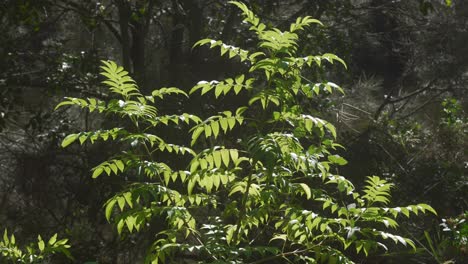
[0,229,71,263]
[57,2,436,263]
[410,212,468,264]
[441,98,465,126]
[441,212,468,253]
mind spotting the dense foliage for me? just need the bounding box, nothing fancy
[54,3,438,263]
[0,0,466,263]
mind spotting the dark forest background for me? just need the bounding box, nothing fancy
[0,0,466,263]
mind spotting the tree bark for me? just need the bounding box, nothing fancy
[116,0,132,72]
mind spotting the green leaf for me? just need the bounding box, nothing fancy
[226,225,237,245]
[117,219,125,235]
[3,230,9,244]
[54,100,74,110]
[230,149,239,163]
[123,192,133,208]
[326,123,337,138]
[221,149,230,167]
[61,134,79,148]
[418,204,437,215]
[191,126,204,146]
[213,151,222,168]
[204,125,212,137]
[48,234,57,245]
[192,38,213,48]
[299,183,312,199]
[105,199,117,221]
[235,74,245,84]
[229,183,245,196]
[227,117,236,129]
[92,167,104,178]
[38,238,45,252]
[212,174,221,190]
[269,234,287,243]
[211,121,220,138]
[188,177,197,195]
[117,196,126,211]
[229,48,237,58]
[405,238,416,250]
[152,87,188,99]
[215,84,224,98]
[322,53,348,69]
[79,134,88,144]
[204,176,214,193]
[115,160,125,171]
[125,216,136,232]
[328,155,347,165]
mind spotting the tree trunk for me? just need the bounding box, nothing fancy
[117,0,132,72]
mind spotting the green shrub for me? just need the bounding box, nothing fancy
[57,2,436,263]
[0,229,71,263]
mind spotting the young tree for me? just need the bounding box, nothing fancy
[57,2,436,263]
